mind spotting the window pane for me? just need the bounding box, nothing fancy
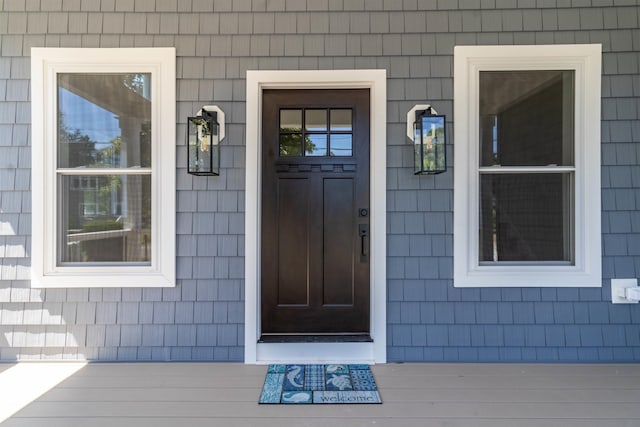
[479,173,573,263]
[479,70,574,167]
[305,109,327,131]
[280,134,302,156]
[57,73,152,169]
[306,134,327,156]
[330,134,352,156]
[280,109,302,132]
[58,174,151,264]
[330,109,352,131]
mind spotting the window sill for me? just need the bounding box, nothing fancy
[454,265,602,288]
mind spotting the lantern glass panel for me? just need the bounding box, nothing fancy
[415,113,445,174]
[188,114,219,175]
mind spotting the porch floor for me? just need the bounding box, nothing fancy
[2,362,640,426]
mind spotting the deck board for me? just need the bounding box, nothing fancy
[37,386,640,403]
[3,363,640,427]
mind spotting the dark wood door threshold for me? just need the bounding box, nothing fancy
[258,334,373,343]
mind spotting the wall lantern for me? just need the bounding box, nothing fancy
[187,105,225,176]
[406,104,446,175]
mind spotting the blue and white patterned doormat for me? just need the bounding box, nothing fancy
[259,364,382,404]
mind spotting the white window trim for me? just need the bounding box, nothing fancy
[453,44,602,288]
[31,48,176,288]
[244,70,387,364]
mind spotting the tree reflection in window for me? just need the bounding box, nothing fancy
[279,129,317,156]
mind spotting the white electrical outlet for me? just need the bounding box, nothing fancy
[611,278,639,304]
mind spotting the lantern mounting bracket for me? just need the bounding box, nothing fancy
[199,105,225,142]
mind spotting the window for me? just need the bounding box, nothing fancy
[453,44,602,287]
[279,108,353,157]
[31,48,176,287]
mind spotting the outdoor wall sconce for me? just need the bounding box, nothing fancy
[187,105,225,176]
[407,104,446,175]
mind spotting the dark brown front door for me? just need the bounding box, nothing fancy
[261,89,370,336]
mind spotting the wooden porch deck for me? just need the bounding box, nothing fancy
[2,362,640,426]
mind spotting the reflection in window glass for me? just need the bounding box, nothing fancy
[279,133,303,156]
[280,109,302,131]
[330,134,352,156]
[57,73,152,169]
[305,109,327,131]
[58,174,152,263]
[56,73,154,265]
[478,70,576,265]
[306,134,328,156]
[479,173,573,263]
[278,107,354,157]
[330,109,352,131]
[479,70,574,167]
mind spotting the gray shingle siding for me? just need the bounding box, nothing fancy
[0,1,639,361]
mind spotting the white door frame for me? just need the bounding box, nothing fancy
[244,70,387,364]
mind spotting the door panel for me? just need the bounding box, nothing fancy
[276,178,309,306]
[261,89,370,336]
[323,178,355,306]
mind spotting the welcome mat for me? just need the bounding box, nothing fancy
[259,364,382,404]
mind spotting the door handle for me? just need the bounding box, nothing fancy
[359,224,369,262]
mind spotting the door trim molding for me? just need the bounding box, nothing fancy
[244,70,387,364]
